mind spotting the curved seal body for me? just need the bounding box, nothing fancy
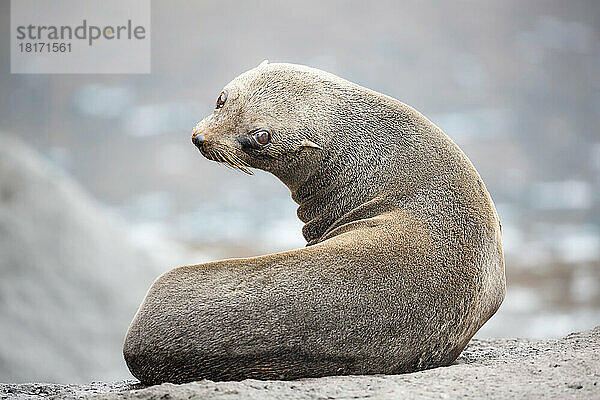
[123,63,505,384]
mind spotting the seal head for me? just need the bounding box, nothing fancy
[191,62,327,179]
[192,62,428,244]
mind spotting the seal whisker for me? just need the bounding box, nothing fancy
[222,152,236,168]
[213,147,253,175]
[228,153,253,175]
[214,149,234,170]
[232,153,251,169]
[215,151,234,171]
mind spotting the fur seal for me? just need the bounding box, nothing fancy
[123,62,506,384]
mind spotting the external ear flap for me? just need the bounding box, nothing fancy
[300,139,323,150]
[258,59,269,67]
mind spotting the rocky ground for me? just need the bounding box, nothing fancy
[1,326,598,399]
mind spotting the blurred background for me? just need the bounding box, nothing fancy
[0,0,599,385]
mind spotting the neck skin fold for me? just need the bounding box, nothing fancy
[274,142,408,245]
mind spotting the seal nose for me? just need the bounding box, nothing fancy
[192,133,205,148]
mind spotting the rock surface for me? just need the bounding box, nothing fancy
[1,326,598,399]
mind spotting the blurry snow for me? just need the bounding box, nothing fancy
[516,16,595,64]
[533,16,594,53]
[532,180,593,210]
[433,108,514,144]
[553,226,600,264]
[47,146,71,171]
[591,142,600,170]
[499,285,543,314]
[72,84,135,119]
[451,54,487,89]
[503,222,600,267]
[127,222,211,267]
[71,85,204,138]
[158,143,193,175]
[260,216,305,250]
[124,102,202,137]
[571,268,600,304]
[120,191,174,221]
[479,303,600,339]
[172,196,304,251]
[477,283,600,339]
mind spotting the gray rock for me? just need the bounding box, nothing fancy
[0,381,137,400]
[2,326,598,399]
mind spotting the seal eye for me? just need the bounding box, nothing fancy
[253,130,270,146]
[216,91,227,109]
